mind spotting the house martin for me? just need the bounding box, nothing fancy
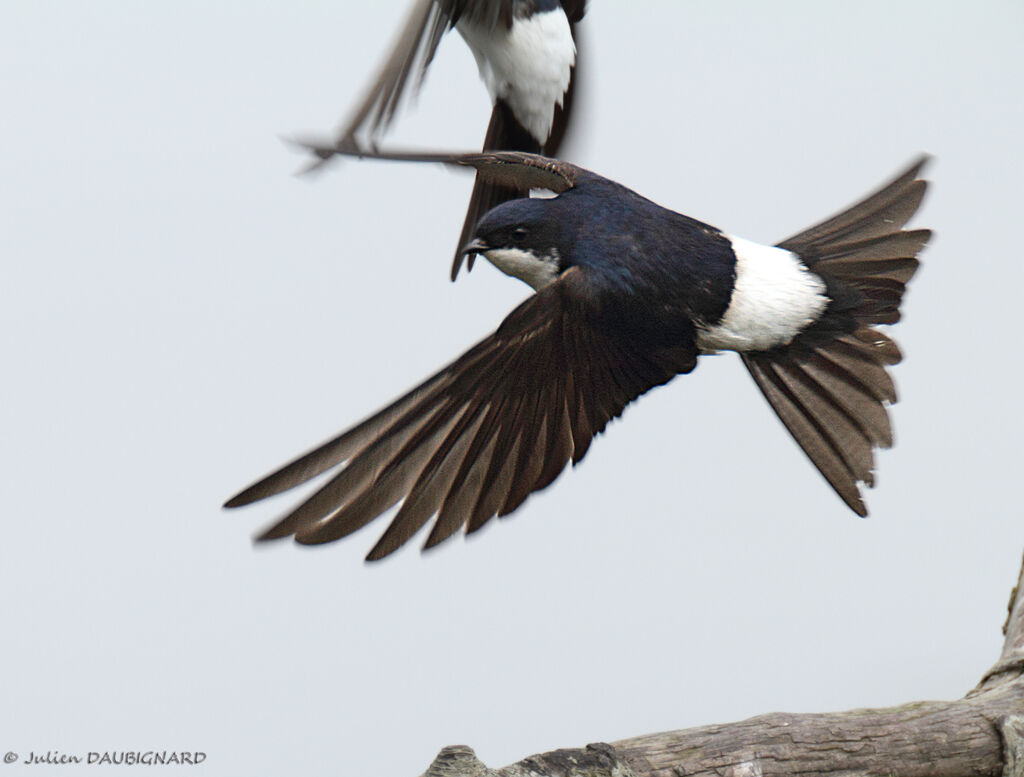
[309,0,585,279]
[227,150,931,560]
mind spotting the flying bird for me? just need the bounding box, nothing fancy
[226,150,931,560]
[309,0,586,279]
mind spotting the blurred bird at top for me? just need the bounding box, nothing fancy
[309,0,586,279]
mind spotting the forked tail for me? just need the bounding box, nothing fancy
[742,157,932,515]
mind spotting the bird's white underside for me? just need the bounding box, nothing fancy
[482,247,560,290]
[457,8,576,144]
[697,236,829,353]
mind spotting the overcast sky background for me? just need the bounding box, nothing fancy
[2,2,1023,775]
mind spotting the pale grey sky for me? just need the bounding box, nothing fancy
[2,2,1022,775]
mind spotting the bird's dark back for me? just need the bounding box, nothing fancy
[554,178,737,346]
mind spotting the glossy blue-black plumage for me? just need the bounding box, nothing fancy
[476,176,739,349]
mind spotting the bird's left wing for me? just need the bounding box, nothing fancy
[225,268,695,560]
[299,144,587,194]
[317,0,521,158]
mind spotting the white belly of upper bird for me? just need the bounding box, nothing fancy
[482,246,561,291]
[697,235,829,353]
[456,8,576,145]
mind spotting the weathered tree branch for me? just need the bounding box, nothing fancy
[418,551,1024,777]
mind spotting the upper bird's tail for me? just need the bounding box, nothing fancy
[450,33,582,281]
[451,101,542,280]
[741,157,932,515]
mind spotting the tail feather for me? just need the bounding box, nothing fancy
[816,338,898,402]
[744,355,870,515]
[450,102,534,280]
[777,157,929,251]
[451,27,582,280]
[743,157,932,514]
[800,347,893,447]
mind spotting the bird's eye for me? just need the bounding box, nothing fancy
[512,227,528,243]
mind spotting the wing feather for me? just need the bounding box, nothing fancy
[227,268,695,559]
[334,0,452,146]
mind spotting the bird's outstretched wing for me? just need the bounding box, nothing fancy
[298,143,587,194]
[225,267,696,560]
[743,157,932,515]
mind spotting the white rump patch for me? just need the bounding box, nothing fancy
[457,8,576,144]
[697,236,828,353]
[482,247,560,290]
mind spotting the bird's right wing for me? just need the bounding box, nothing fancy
[298,142,588,194]
[225,267,695,560]
[330,0,531,149]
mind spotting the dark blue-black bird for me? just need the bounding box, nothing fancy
[312,0,586,279]
[226,150,931,560]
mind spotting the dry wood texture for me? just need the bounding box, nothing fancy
[418,551,1024,777]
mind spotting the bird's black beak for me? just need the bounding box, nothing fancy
[460,237,489,256]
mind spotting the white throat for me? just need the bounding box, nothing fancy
[482,247,560,290]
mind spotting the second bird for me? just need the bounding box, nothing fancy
[316,0,586,279]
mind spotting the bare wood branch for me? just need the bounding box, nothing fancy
[613,687,1020,777]
[422,746,489,777]
[421,743,640,777]
[979,550,1024,690]
[412,550,1024,777]
[1000,716,1024,777]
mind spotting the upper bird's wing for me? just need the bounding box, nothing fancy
[225,267,696,560]
[333,0,583,147]
[335,0,455,147]
[324,0,521,153]
[742,157,932,515]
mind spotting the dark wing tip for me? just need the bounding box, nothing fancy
[253,527,290,542]
[293,531,329,546]
[364,527,451,561]
[364,546,392,563]
[225,480,281,509]
[223,492,251,509]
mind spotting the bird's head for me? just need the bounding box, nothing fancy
[461,197,576,290]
